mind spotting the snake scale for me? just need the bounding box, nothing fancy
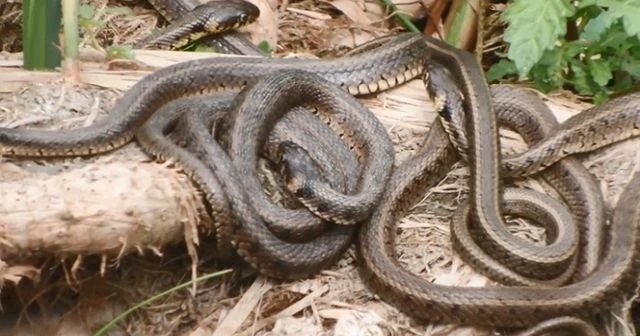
[1,1,640,334]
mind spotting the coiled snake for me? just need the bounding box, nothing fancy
[1,1,640,335]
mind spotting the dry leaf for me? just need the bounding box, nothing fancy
[328,30,379,49]
[243,0,279,49]
[286,7,332,20]
[329,0,373,25]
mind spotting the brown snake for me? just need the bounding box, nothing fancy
[357,48,640,332]
[135,69,379,279]
[135,92,360,263]
[140,0,266,55]
[0,33,429,277]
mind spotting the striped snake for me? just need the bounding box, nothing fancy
[357,37,640,334]
[1,1,640,334]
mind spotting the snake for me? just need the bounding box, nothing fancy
[438,80,606,282]
[138,0,371,240]
[138,0,266,56]
[135,91,360,259]
[136,68,391,280]
[1,0,639,333]
[138,24,638,330]
[428,65,583,283]
[0,29,427,278]
[357,44,640,334]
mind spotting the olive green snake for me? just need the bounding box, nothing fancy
[1,1,640,334]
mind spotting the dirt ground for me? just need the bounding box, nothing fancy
[0,0,639,335]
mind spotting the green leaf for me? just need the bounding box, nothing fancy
[562,40,588,59]
[23,0,62,70]
[569,59,600,95]
[587,59,613,86]
[486,59,518,82]
[612,72,633,91]
[592,91,610,104]
[597,25,633,48]
[494,0,639,100]
[78,4,105,29]
[568,60,586,86]
[581,11,616,41]
[530,47,567,92]
[575,0,601,21]
[621,58,640,77]
[258,41,272,54]
[597,0,640,38]
[503,0,575,76]
[578,0,598,8]
[629,41,640,58]
[193,44,218,52]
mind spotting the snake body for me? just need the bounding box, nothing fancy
[136,91,361,270]
[141,0,266,55]
[358,56,640,330]
[428,65,579,282]
[0,33,427,158]
[482,86,606,281]
[501,91,640,177]
[0,31,422,278]
[135,95,239,260]
[0,32,425,277]
[176,98,361,240]
[175,70,383,279]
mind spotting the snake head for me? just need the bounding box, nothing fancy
[201,0,261,31]
[424,63,470,157]
[275,141,324,198]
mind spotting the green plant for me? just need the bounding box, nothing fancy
[487,0,640,103]
[62,0,79,63]
[78,3,135,59]
[22,0,62,70]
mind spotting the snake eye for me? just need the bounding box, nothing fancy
[239,13,247,22]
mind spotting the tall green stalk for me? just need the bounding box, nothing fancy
[62,0,79,61]
[23,0,62,70]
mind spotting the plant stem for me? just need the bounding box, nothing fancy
[378,0,420,33]
[22,0,62,70]
[61,0,82,82]
[62,0,79,60]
